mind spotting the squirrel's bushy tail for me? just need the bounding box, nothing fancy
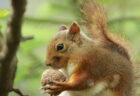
[81,0,130,60]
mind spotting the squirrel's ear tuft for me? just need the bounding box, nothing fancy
[69,21,80,34]
[68,21,81,43]
[59,25,67,31]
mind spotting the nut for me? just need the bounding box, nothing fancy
[41,69,66,86]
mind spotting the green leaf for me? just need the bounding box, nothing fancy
[0,9,10,18]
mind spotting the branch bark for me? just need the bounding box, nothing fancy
[0,0,27,96]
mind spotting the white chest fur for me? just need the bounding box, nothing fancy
[58,71,116,96]
[67,63,76,77]
[58,63,76,81]
[59,88,115,96]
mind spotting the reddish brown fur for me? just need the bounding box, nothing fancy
[44,1,133,96]
[45,39,133,96]
[68,44,133,95]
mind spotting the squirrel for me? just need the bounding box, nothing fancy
[44,0,133,96]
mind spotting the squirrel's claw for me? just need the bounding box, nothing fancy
[43,89,60,95]
[42,81,66,95]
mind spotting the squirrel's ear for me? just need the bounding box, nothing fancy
[69,21,80,34]
[68,21,81,42]
[59,25,67,31]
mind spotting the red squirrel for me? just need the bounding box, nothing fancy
[44,0,133,96]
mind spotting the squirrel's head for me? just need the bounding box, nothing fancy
[46,21,82,69]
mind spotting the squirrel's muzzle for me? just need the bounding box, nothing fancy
[45,62,52,66]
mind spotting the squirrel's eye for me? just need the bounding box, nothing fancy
[56,44,64,51]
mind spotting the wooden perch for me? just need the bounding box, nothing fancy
[0,0,27,96]
[10,88,29,96]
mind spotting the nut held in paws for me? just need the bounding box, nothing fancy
[41,69,66,95]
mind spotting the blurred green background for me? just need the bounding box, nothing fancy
[0,0,140,96]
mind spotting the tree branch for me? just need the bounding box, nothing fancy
[24,16,140,26]
[25,17,70,25]
[10,88,29,96]
[108,17,140,25]
[0,0,27,96]
[21,36,34,42]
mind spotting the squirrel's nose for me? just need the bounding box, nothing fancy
[45,62,52,66]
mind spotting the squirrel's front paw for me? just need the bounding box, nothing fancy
[42,81,66,95]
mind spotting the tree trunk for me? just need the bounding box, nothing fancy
[0,0,27,96]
